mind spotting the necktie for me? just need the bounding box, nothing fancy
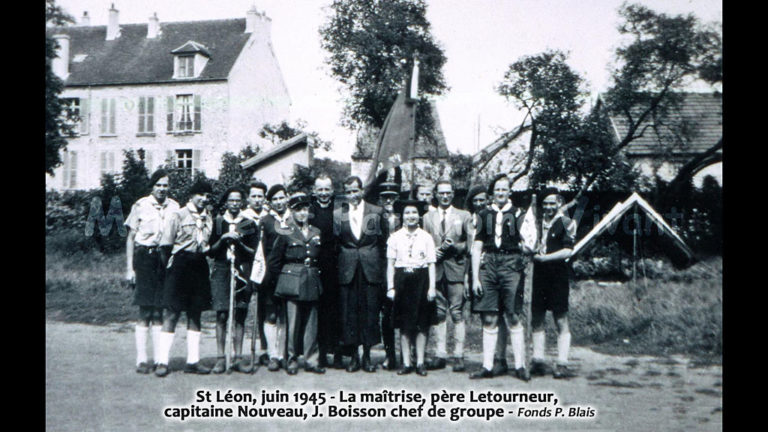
[350,205,360,239]
[440,209,446,238]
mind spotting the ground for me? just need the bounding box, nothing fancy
[46,320,722,432]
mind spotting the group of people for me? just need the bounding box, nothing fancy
[125,169,577,380]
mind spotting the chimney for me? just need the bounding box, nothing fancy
[245,5,260,34]
[52,34,70,79]
[106,4,120,41]
[79,11,90,26]
[147,12,159,39]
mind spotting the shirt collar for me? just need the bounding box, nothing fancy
[148,194,167,208]
[185,202,208,218]
[223,210,243,225]
[491,202,512,214]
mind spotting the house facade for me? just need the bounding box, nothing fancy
[47,5,290,190]
[240,133,313,187]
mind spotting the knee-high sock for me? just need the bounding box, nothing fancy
[187,330,201,364]
[532,330,546,361]
[156,331,175,365]
[454,321,465,358]
[264,322,278,359]
[510,324,525,369]
[482,327,498,370]
[434,321,447,358]
[151,325,162,361]
[135,325,148,366]
[276,322,286,361]
[557,332,571,364]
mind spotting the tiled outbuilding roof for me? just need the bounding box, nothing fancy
[609,92,722,156]
[48,18,251,86]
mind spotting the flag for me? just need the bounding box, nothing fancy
[520,203,538,252]
[250,234,266,284]
[364,60,419,188]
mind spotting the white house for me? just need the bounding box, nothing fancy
[240,133,313,187]
[47,5,291,190]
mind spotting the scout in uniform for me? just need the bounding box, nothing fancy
[124,169,179,374]
[530,191,577,379]
[259,184,292,371]
[386,199,436,377]
[208,187,260,373]
[269,192,326,375]
[470,174,530,381]
[378,180,401,370]
[423,180,472,372]
[154,180,215,377]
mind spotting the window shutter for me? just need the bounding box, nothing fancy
[166,150,174,167]
[193,95,201,131]
[70,151,78,188]
[100,99,107,134]
[109,99,116,134]
[108,152,115,172]
[146,151,153,171]
[166,96,174,132]
[138,97,145,133]
[81,98,89,134]
[147,97,154,133]
[62,152,70,188]
[100,151,106,173]
[192,149,201,172]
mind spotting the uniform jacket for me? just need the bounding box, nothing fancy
[267,221,323,302]
[423,206,472,282]
[333,201,388,285]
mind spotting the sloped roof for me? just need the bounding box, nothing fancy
[609,92,722,156]
[171,40,211,57]
[240,134,309,170]
[352,101,449,160]
[48,18,251,86]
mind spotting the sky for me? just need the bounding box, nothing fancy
[54,0,722,161]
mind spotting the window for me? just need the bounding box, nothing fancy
[62,98,89,135]
[138,96,154,134]
[176,55,194,78]
[166,95,201,133]
[62,151,78,189]
[100,151,116,177]
[171,149,200,177]
[100,98,116,135]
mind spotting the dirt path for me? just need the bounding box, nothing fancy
[46,320,721,432]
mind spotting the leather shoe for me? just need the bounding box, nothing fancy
[362,357,377,373]
[185,362,212,374]
[136,362,152,374]
[154,364,170,378]
[268,357,281,372]
[469,368,494,379]
[452,358,465,372]
[286,360,299,375]
[233,358,254,374]
[212,357,226,374]
[530,360,551,377]
[491,358,508,377]
[514,367,531,382]
[332,354,345,369]
[397,366,415,375]
[346,357,361,373]
[416,364,428,377]
[426,357,446,370]
[305,365,326,374]
[553,364,577,379]
[259,353,270,366]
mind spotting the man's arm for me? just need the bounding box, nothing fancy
[471,240,483,296]
[125,229,136,283]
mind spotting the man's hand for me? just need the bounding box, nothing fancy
[387,288,395,301]
[435,249,444,260]
[441,238,453,250]
[125,269,136,289]
[472,279,483,298]
[427,287,436,302]
[533,253,547,263]
[463,279,471,300]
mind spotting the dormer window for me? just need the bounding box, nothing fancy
[177,55,194,78]
[171,41,210,79]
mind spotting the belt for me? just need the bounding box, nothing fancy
[286,258,318,267]
[135,244,159,253]
[483,249,521,255]
[396,266,427,273]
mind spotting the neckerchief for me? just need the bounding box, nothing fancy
[186,202,209,251]
[149,195,170,239]
[269,208,291,228]
[490,201,513,248]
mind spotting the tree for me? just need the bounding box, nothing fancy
[487,4,721,209]
[45,0,75,175]
[319,0,448,140]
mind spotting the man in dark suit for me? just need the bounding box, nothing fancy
[333,176,389,373]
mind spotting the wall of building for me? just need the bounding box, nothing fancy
[47,81,232,190]
[227,18,291,155]
[250,145,310,187]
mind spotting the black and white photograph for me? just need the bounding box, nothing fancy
[45,0,723,430]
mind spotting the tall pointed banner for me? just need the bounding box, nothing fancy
[364,60,419,189]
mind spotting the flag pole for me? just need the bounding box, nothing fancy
[408,56,419,196]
